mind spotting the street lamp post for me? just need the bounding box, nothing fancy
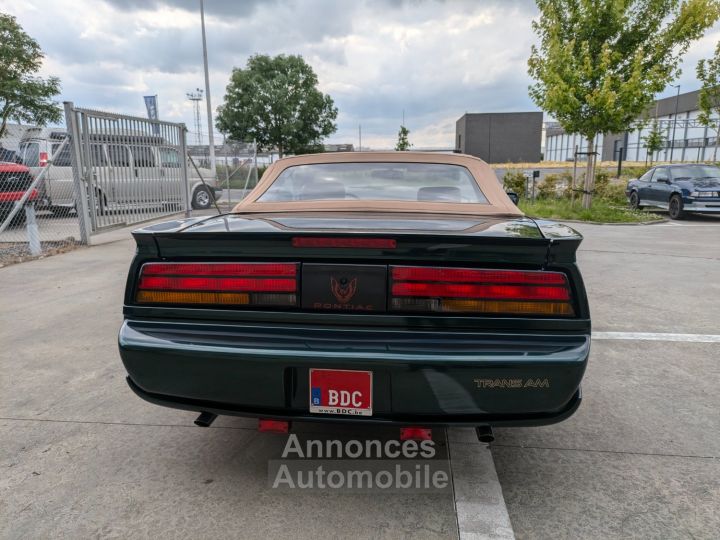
[200,0,216,173]
[669,84,680,163]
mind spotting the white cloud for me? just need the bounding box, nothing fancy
[1,0,719,148]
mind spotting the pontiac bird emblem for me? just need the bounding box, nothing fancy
[330,276,358,304]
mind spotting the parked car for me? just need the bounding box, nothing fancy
[0,161,37,228]
[17,129,222,211]
[119,152,590,436]
[626,164,720,219]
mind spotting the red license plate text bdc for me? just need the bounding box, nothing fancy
[309,369,372,416]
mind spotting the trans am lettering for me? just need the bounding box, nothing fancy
[473,378,550,389]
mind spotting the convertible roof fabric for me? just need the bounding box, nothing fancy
[232,151,523,216]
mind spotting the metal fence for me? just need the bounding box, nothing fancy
[0,104,225,265]
[64,102,194,235]
[0,126,82,265]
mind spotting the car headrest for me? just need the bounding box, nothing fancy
[417,186,462,202]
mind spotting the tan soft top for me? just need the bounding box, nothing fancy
[232,151,522,216]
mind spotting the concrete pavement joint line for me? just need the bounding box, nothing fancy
[578,249,719,261]
[489,443,718,461]
[447,428,516,540]
[445,429,462,540]
[592,332,720,343]
[0,417,257,431]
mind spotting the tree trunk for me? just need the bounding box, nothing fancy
[582,134,596,209]
[713,127,718,162]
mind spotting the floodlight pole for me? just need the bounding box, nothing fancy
[669,84,680,163]
[200,0,216,173]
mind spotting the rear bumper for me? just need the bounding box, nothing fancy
[119,319,589,427]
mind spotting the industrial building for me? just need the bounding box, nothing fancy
[544,89,719,163]
[456,112,543,163]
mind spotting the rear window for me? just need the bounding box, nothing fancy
[19,142,40,167]
[51,143,72,167]
[257,162,488,203]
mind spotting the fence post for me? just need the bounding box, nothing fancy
[64,102,91,244]
[179,124,192,217]
[571,145,578,205]
[223,135,231,211]
[25,204,41,256]
[253,139,258,189]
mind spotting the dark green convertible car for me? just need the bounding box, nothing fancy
[119,152,590,436]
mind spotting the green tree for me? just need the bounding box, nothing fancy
[528,0,719,208]
[0,13,61,139]
[216,54,337,157]
[642,120,666,165]
[697,41,720,161]
[395,125,412,151]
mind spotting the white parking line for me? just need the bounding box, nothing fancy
[447,428,515,539]
[593,332,720,343]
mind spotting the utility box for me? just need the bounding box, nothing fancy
[455,112,542,164]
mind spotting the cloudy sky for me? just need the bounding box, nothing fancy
[2,0,720,148]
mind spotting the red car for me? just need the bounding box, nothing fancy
[0,161,37,228]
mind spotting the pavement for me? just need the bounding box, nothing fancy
[494,215,720,539]
[1,212,719,539]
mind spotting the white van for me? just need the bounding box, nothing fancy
[18,128,221,210]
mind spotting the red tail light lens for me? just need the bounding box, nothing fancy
[390,266,574,316]
[136,262,298,307]
[39,152,48,167]
[292,237,397,249]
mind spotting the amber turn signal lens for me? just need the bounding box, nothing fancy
[136,290,251,305]
[441,299,574,316]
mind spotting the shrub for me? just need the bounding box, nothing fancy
[503,170,526,197]
[620,166,650,180]
[537,173,561,199]
[597,182,628,205]
[589,170,627,205]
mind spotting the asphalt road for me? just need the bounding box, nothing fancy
[494,215,720,539]
[1,212,718,539]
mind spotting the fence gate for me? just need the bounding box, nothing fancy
[64,102,190,235]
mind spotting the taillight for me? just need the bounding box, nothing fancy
[390,266,574,316]
[292,237,397,249]
[136,263,298,307]
[39,152,48,167]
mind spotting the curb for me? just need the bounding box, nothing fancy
[551,217,669,226]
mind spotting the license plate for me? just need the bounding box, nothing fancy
[309,368,373,416]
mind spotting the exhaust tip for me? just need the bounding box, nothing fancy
[476,425,495,444]
[194,411,218,427]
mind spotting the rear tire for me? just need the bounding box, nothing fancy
[668,194,685,220]
[629,191,641,209]
[191,186,214,210]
